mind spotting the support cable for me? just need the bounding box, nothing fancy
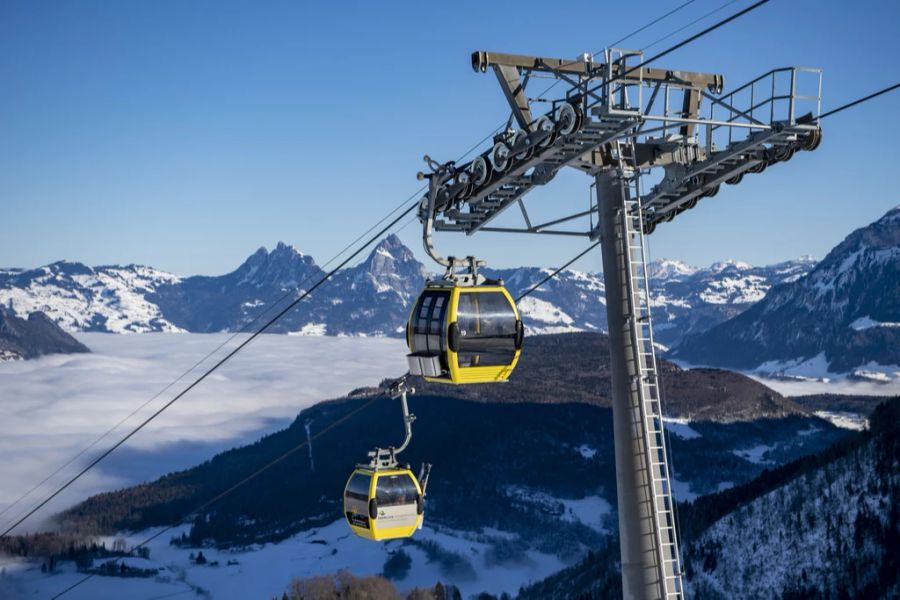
[515,241,601,302]
[817,82,900,120]
[641,0,742,51]
[609,0,699,49]
[583,0,772,106]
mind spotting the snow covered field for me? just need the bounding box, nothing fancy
[0,519,569,600]
[672,354,900,397]
[746,365,900,397]
[0,333,407,530]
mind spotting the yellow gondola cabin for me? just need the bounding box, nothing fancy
[406,281,524,384]
[343,465,424,541]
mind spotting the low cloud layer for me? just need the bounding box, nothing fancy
[0,333,407,532]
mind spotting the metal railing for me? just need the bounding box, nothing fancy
[707,66,822,147]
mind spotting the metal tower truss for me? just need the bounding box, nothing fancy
[419,49,822,239]
[416,48,823,600]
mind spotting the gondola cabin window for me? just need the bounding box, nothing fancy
[376,473,419,507]
[456,291,518,367]
[344,471,372,530]
[345,472,371,501]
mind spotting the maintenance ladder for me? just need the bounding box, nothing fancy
[615,137,684,600]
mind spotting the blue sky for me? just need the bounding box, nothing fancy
[2,0,898,275]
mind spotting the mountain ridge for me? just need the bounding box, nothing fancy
[675,206,900,373]
[0,235,816,347]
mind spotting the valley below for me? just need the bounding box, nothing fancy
[1,332,894,599]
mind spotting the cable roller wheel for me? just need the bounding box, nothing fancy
[455,170,473,200]
[468,155,491,187]
[773,144,796,163]
[725,172,744,185]
[490,141,511,172]
[512,130,534,161]
[534,115,555,148]
[702,183,720,198]
[801,128,823,151]
[749,156,767,174]
[556,102,580,136]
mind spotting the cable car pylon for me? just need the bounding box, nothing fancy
[414,38,823,599]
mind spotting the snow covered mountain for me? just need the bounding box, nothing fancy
[486,257,813,342]
[0,236,815,343]
[636,256,815,348]
[148,241,326,333]
[0,262,183,333]
[675,206,900,374]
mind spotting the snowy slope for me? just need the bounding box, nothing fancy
[676,206,900,374]
[685,402,900,599]
[0,262,183,333]
[0,520,569,600]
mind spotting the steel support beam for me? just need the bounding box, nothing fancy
[494,65,533,129]
[596,172,666,600]
[471,50,724,92]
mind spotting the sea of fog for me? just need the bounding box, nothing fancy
[0,333,407,531]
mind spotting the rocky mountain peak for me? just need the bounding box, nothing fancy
[830,205,900,258]
[272,241,306,257]
[360,234,426,279]
[233,242,320,288]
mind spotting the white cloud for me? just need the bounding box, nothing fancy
[0,333,407,531]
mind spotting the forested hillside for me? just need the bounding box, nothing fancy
[518,398,899,599]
